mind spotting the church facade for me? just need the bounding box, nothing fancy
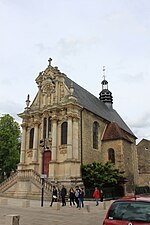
[16,58,139,195]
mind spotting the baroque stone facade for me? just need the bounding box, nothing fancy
[16,59,139,194]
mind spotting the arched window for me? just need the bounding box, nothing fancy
[108,148,115,164]
[61,122,67,145]
[29,128,34,149]
[93,121,99,149]
[43,117,47,139]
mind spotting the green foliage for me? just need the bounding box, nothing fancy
[0,114,20,182]
[81,161,126,188]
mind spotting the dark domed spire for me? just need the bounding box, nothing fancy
[99,66,113,108]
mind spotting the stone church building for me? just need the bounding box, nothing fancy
[0,59,139,199]
[137,139,150,186]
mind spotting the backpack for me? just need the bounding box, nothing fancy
[75,190,79,198]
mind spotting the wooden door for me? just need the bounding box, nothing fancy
[43,150,51,176]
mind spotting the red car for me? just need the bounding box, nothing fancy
[103,196,150,225]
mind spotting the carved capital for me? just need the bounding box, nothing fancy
[73,116,79,122]
[21,122,27,129]
[51,115,58,121]
[34,119,40,125]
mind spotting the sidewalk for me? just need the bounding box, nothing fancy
[0,197,108,225]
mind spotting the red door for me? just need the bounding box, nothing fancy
[43,150,51,176]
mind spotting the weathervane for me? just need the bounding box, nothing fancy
[102,66,106,80]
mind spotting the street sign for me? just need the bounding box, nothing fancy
[41,174,47,179]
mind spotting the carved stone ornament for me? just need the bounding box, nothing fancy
[27,150,32,158]
[41,78,55,94]
[59,145,67,154]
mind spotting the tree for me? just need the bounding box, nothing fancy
[81,161,126,188]
[0,114,20,182]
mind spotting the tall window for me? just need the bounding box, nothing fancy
[43,117,47,139]
[93,121,99,149]
[61,122,67,145]
[29,128,34,149]
[48,117,51,138]
[108,148,115,164]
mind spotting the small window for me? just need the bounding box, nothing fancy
[108,148,115,164]
[93,121,99,149]
[29,128,34,149]
[61,122,67,145]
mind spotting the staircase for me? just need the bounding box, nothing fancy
[0,169,53,201]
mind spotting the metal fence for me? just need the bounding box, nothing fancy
[85,186,124,200]
[135,186,150,195]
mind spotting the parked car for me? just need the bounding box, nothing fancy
[103,196,150,225]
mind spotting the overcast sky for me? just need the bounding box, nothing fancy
[0,0,150,143]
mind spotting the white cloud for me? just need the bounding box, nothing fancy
[0,0,150,141]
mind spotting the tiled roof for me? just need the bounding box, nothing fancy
[102,122,132,142]
[65,77,135,138]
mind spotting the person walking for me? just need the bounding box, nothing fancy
[100,189,104,202]
[78,187,84,209]
[61,185,67,206]
[50,186,57,207]
[74,186,80,208]
[69,187,75,206]
[93,187,100,206]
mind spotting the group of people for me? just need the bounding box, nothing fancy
[50,185,67,207]
[69,186,84,209]
[50,185,85,209]
[50,185,103,208]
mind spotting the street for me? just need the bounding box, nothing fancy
[0,197,108,225]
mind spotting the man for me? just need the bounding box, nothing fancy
[61,185,67,206]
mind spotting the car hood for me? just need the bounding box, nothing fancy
[104,219,150,225]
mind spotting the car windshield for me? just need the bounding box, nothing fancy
[108,200,150,222]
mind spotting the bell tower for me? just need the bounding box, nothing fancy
[99,66,113,108]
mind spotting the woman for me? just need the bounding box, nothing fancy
[69,187,75,206]
[50,186,57,207]
[79,187,84,209]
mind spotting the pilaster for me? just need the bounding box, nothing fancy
[51,113,58,161]
[72,117,79,159]
[20,122,27,164]
[32,119,40,163]
[67,115,73,159]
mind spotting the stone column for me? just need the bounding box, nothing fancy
[20,123,27,164]
[32,120,39,162]
[43,93,46,106]
[55,79,58,104]
[72,117,79,159]
[67,115,73,159]
[51,116,57,161]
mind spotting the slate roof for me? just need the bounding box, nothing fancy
[102,122,132,142]
[65,76,135,138]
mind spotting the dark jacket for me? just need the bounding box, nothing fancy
[52,188,57,197]
[61,187,67,197]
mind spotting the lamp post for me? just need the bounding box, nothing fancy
[40,139,45,207]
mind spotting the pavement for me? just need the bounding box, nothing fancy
[0,197,109,225]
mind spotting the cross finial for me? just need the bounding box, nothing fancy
[102,66,106,80]
[48,58,52,66]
